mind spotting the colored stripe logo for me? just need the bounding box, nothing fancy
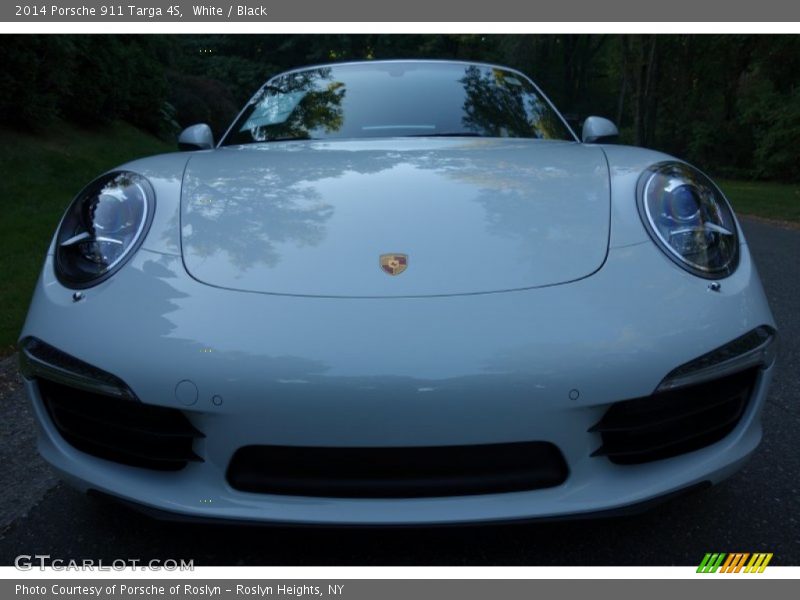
[697,553,773,573]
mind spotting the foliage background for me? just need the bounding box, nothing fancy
[2,34,799,181]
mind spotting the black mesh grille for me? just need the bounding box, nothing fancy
[39,379,203,471]
[590,368,758,465]
[227,442,569,498]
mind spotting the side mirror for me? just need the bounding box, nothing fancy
[178,124,214,151]
[581,116,619,144]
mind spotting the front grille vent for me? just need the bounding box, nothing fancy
[227,441,569,498]
[40,379,203,471]
[590,368,758,465]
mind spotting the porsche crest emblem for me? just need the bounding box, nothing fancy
[380,253,408,276]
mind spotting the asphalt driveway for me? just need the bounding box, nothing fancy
[0,217,797,566]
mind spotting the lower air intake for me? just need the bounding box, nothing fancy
[39,379,203,471]
[590,368,758,465]
[227,441,568,498]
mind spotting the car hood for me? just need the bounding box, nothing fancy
[180,138,610,297]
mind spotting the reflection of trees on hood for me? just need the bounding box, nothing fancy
[178,149,402,271]
[179,138,599,275]
[247,68,346,142]
[460,66,565,140]
[183,170,334,270]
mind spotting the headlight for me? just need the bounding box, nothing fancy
[55,171,154,287]
[637,162,738,278]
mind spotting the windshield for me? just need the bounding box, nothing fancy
[221,62,575,145]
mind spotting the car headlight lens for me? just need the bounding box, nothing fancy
[55,171,154,287]
[638,162,738,278]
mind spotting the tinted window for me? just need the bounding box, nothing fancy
[221,62,574,145]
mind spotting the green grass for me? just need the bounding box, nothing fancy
[718,179,800,224]
[0,122,172,357]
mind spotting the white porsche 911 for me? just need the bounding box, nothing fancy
[20,60,777,525]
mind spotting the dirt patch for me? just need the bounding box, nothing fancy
[0,354,22,403]
[0,354,59,533]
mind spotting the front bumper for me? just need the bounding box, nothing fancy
[28,366,771,525]
[21,239,776,525]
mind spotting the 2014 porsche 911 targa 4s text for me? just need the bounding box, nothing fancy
[20,60,777,525]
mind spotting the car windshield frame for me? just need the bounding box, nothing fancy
[218,60,578,146]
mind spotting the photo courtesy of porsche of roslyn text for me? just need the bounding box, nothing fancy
[0,34,798,566]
